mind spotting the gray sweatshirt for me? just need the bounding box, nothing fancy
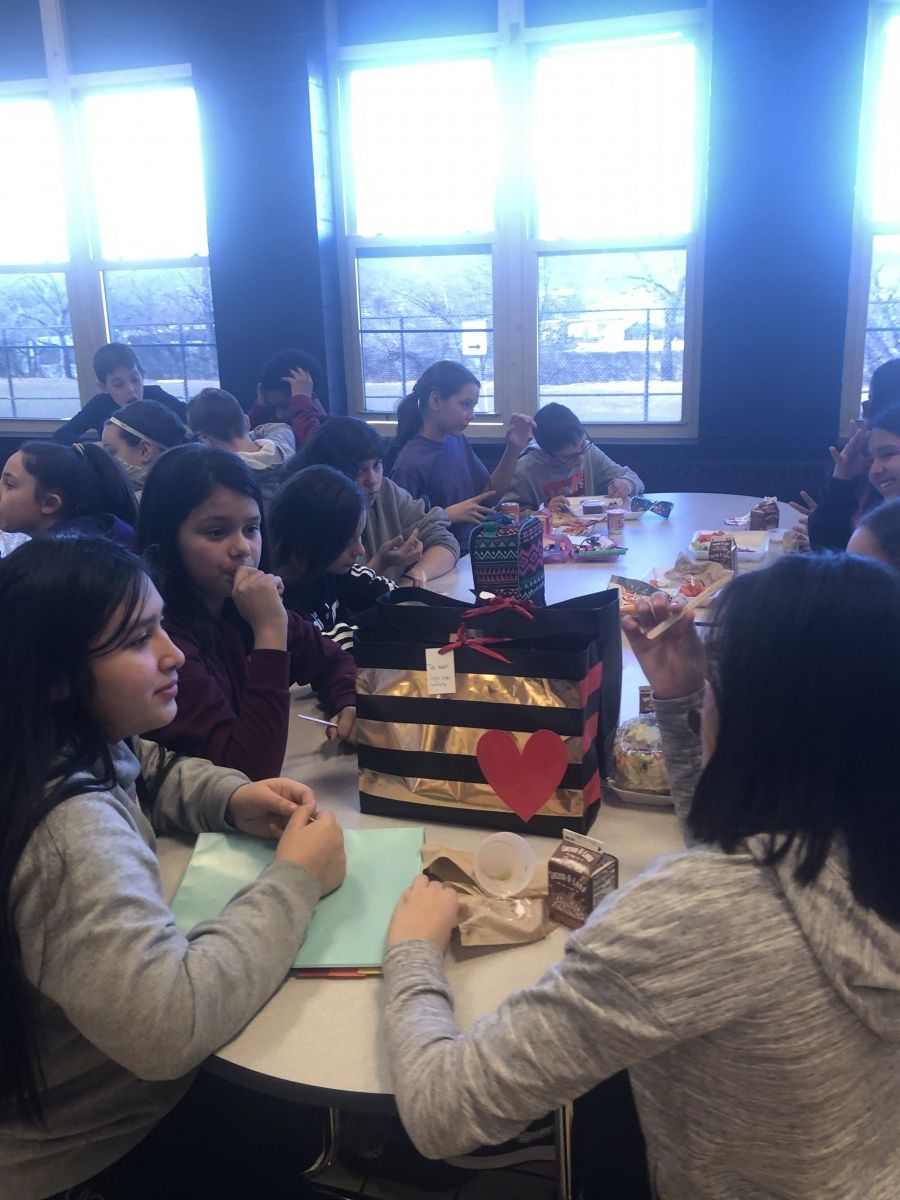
[240,422,297,509]
[502,443,644,510]
[383,692,900,1199]
[2,739,321,1200]
[362,477,460,582]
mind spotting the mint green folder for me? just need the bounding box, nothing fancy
[170,826,424,969]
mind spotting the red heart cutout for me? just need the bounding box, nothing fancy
[476,729,569,823]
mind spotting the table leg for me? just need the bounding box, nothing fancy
[555,1103,573,1200]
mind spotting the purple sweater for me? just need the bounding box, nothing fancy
[391,435,490,553]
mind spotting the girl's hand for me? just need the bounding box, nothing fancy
[281,367,314,398]
[506,413,536,453]
[622,594,706,701]
[548,494,572,513]
[829,421,869,480]
[275,808,346,896]
[232,566,288,646]
[789,490,818,517]
[227,778,316,839]
[388,875,460,951]
[374,528,423,572]
[445,492,497,525]
[607,478,630,500]
[326,705,356,745]
[398,564,427,588]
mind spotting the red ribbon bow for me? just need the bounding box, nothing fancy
[438,596,534,663]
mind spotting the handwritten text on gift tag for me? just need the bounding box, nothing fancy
[425,647,457,694]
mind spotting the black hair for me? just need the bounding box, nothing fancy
[258,348,326,405]
[0,536,151,1122]
[93,342,141,384]
[392,360,480,453]
[856,498,900,570]
[868,359,900,420]
[269,465,366,587]
[19,441,138,529]
[106,400,192,450]
[136,444,268,651]
[691,553,900,921]
[867,402,900,439]
[187,388,248,443]
[283,415,385,484]
[533,403,584,453]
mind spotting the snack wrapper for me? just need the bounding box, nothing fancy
[422,843,553,946]
[631,496,674,518]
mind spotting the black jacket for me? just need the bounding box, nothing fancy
[53,385,187,444]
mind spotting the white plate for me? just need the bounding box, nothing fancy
[690,530,769,558]
[604,780,674,810]
[574,497,645,521]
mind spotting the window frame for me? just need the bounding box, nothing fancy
[841,2,900,433]
[0,0,211,433]
[330,0,710,442]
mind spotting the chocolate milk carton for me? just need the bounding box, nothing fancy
[548,829,619,929]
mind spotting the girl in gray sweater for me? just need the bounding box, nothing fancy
[384,554,900,1199]
[0,536,346,1200]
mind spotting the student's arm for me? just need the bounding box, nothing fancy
[135,738,249,834]
[500,456,544,511]
[807,477,863,551]
[384,851,779,1160]
[586,445,644,497]
[401,545,458,588]
[488,413,535,500]
[286,610,357,717]
[13,791,323,1080]
[52,392,115,443]
[147,624,292,780]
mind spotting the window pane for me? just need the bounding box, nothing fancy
[533,38,696,239]
[872,16,900,223]
[0,99,68,264]
[0,273,78,418]
[863,235,900,404]
[349,61,497,236]
[83,88,209,260]
[538,249,685,422]
[104,266,218,401]
[357,254,494,412]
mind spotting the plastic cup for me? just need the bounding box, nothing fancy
[606,508,626,537]
[473,833,536,898]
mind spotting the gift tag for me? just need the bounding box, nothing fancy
[425,647,456,694]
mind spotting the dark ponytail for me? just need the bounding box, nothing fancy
[391,360,480,458]
[21,441,138,528]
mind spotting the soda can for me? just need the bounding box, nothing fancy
[500,502,521,522]
[606,508,626,537]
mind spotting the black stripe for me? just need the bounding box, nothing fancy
[356,695,586,735]
[357,745,596,788]
[359,791,597,837]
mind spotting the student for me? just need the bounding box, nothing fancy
[269,465,395,650]
[0,441,137,544]
[53,342,187,444]
[136,444,357,779]
[288,416,459,584]
[808,403,900,551]
[847,497,900,568]
[502,401,643,511]
[101,399,193,500]
[389,361,535,554]
[248,348,327,449]
[383,554,900,1200]
[187,386,296,508]
[0,535,345,1200]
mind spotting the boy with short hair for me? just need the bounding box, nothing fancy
[502,402,644,511]
[53,343,187,444]
[247,348,328,449]
[187,387,296,507]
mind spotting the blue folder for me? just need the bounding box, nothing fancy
[170,826,424,970]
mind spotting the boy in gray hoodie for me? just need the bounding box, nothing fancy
[187,387,295,509]
[502,402,643,510]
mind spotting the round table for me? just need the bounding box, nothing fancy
[158,493,797,1108]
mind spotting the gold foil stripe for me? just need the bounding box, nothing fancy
[359,769,587,818]
[356,667,581,708]
[357,719,584,762]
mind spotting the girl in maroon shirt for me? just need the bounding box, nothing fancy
[136,444,357,779]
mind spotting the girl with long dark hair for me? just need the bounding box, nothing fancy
[0,536,344,1199]
[136,444,357,778]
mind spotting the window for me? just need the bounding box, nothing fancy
[0,1,217,424]
[844,9,900,423]
[335,5,707,437]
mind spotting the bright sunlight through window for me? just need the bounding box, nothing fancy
[872,14,900,224]
[533,36,696,240]
[82,87,209,260]
[0,99,68,264]
[349,59,498,237]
